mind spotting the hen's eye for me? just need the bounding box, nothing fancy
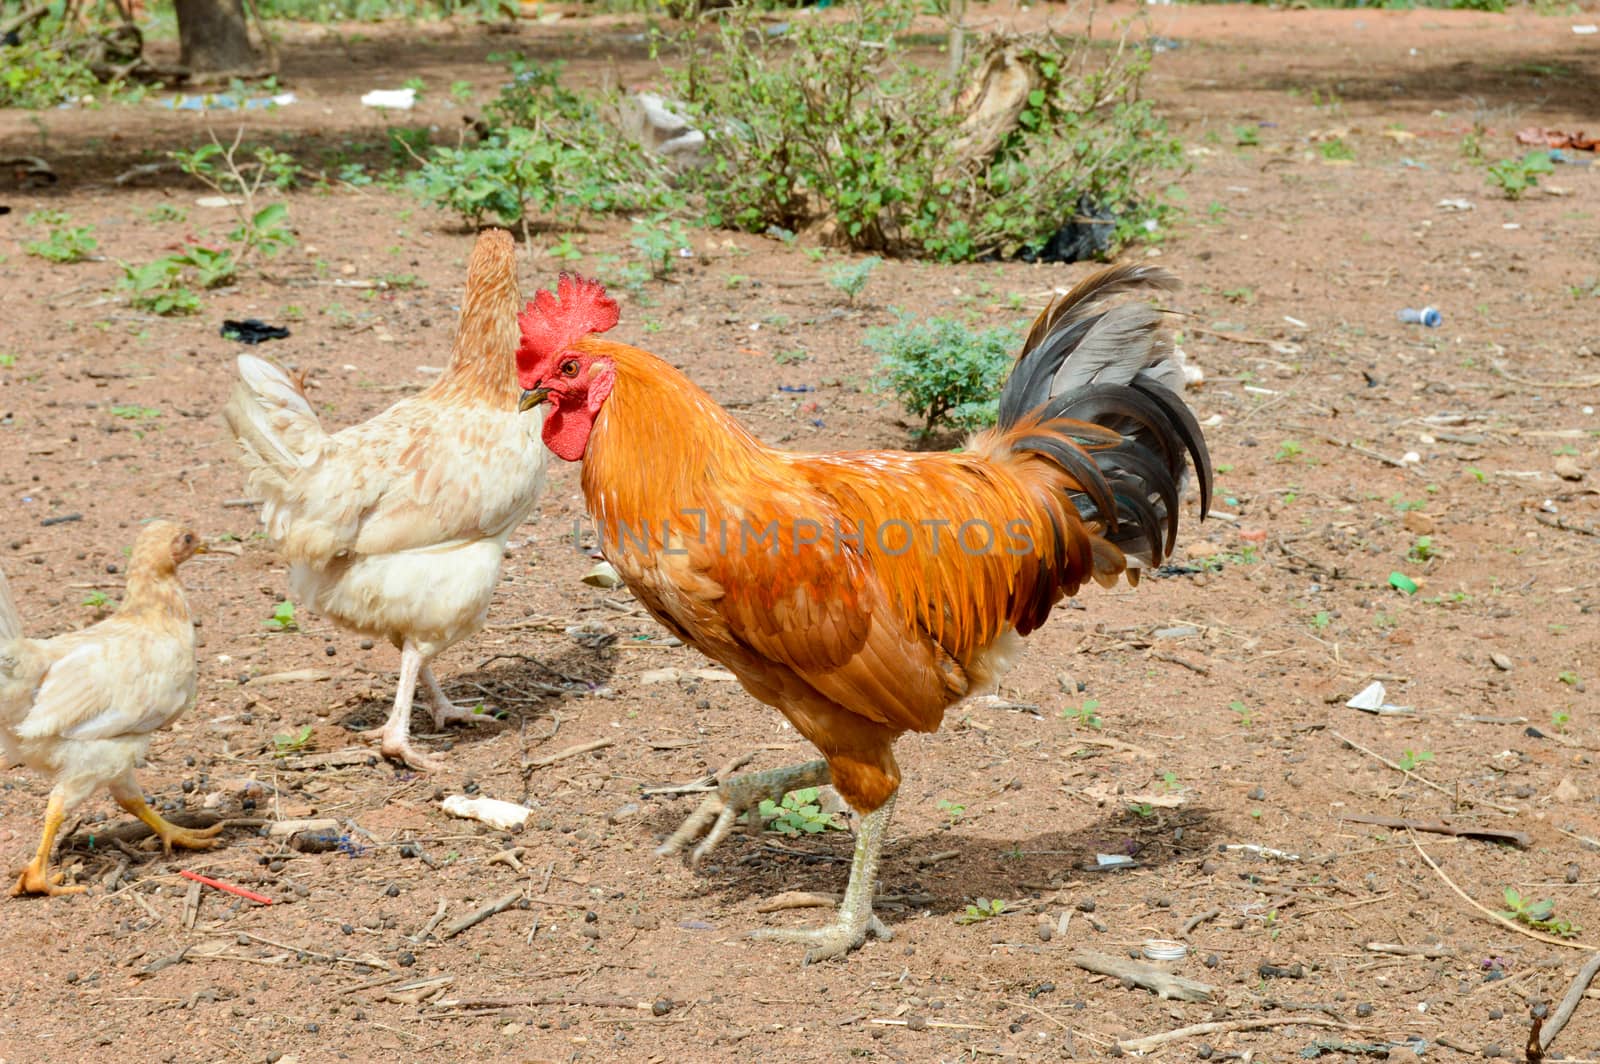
[560,359,580,377]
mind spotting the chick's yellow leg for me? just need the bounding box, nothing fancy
[108,775,224,855]
[11,788,86,897]
[753,792,896,964]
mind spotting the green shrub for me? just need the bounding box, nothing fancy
[412,56,681,230]
[1486,150,1554,201]
[869,314,1020,437]
[24,211,98,263]
[663,0,1179,261]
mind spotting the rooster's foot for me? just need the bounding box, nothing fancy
[656,759,832,864]
[10,859,85,897]
[752,911,892,964]
[753,793,896,964]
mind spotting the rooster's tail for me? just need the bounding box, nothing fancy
[987,264,1213,583]
[0,564,21,643]
[223,354,327,504]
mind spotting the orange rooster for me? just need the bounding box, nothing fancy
[224,230,546,771]
[516,267,1211,961]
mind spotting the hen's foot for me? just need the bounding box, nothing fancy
[752,911,892,964]
[116,795,225,854]
[429,700,496,730]
[656,759,832,863]
[10,860,85,897]
[966,693,1040,713]
[362,724,446,773]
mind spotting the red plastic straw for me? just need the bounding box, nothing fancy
[180,868,274,905]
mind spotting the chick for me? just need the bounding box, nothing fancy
[1,521,219,896]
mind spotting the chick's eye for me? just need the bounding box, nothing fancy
[560,359,580,378]
[183,534,194,545]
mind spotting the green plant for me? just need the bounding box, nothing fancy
[1551,710,1571,732]
[629,216,689,282]
[869,314,1019,437]
[0,355,15,368]
[413,55,680,233]
[1559,671,1581,687]
[81,590,115,610]
[1229,700,1254,728]
[937,798,967,826]
[24,210,98,263]
[0,36,116,109]
[548,234,584,262]
[1234,125,1260,147]
[116,258,202,317]
[110,404,161,420]
[1060,699,1103,729]
[1317,137,1355,162]
[1407,536,1436,563]
[1396,749,1434,772]
[146,204,188,224]
[756,788,844,836]
[664,0,1179,260]
[172,133,298,265]
[1311,610,1331,631]
[827,256,881,305]
[1273,439,1304,462]
[955,897,1008,925]
[1485,151,1554,201]
[273,724,314,756]
[1500,889,1580,937]
[265,600,297,631]
[775,348,809,366]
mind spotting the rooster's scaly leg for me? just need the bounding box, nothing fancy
[657,759,831,863]
[109,772,225,854]
[11,787,86,897]
[753,792,896,964]
[362,640,444,772]
[420,665,489,729]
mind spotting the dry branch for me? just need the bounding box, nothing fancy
[1343,813,1529,849]
[1540,951,1600,1053]
[440,890,526,939]
[522,737,613,770]
[1117,1015,1348,1053]
[1071,950,1214,1002]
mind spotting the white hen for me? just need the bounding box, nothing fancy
[222,229,547,770]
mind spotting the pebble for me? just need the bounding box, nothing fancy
[1355,1002,1373,1018]
[1490,652,1514,671]
[1248,786,1266,800]
[1554,457,1584,481]
[1567,864,1582,884]
[1482,1046,1503,1059]
[652,998,674,1017]
[1036,920,1053,942]
[1076,898,1096,913]
[397,951,415,968]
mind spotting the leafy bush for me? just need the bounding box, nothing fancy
[827,256,881,305]
[0,44,106,108]
[869,314,1020,437]
[412,56,681,230]
[663,0,1180,260]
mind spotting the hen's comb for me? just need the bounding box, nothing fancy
[516,273,620,371]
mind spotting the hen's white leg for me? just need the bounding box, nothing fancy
[657,759,833,864]
[363,640,444,772]
[421,665,488,729]
[753,791,896,964]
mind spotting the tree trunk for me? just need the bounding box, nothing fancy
[175,0,257,77]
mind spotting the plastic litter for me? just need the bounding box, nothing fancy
[166,92,295,111]
[1346,680,1414,716]
[1020,195,1114,264]
[1142,939,1188,962]
[361,88,417,110]
[1574,23,1597,34]
[1396,306,1441,328]
[221,319,290,344]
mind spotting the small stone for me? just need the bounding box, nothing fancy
[397,951,415,968]
[1402,511,1436,535]
[905,1015,928,1032]
[1490,652,1513,671]
[1566,865,1581,884]
[1355,1002,1373,1018]
[628,913,660,930]
[384,884,400,898]
[1076,898,1096,913]
[1036,921,1053,943]
[651,998,674,1017]
[360,639,374,650]
[1554,457,1584,481]
[1197,1047,1214,1061]
[1203,953,1219,968]
[1482,1045,1503,1059]
[1553,777,1583,803]
[1248,786,1265,800]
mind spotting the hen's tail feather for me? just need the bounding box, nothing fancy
[0,564,21,642]
[223,354,328,503]
[989,263,1212,578]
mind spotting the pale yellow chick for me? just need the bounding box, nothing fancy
[0,521,219,896]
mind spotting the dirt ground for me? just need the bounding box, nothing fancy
[3,3,1600,1060]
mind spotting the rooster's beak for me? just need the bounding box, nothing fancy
[519,387,549,413]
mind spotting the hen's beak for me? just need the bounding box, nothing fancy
[194,543,210,555]
[519,387,549,413]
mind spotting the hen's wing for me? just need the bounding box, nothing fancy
[13,623,196,742]
[262,402,546,566]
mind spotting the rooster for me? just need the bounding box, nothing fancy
[224,229,547,771]
[516,266,1211,961]
[2,522,218,896]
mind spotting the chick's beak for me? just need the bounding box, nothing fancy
[519,386,549,413]
[193,542,209,555]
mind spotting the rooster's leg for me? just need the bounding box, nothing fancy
[420,665,489,729]
[752,791,896,964]
[362,640,445,772]
[656,759,832,863]
[11,787,86,897]
[109,772,225,854]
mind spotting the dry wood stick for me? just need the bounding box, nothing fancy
[1540,950,1600,1053]
[440,890,526,939]
[1331,731,1519,814]
[409,897,449,944]
[1071,950,1213,1002]
[522,737,613,770]
[1408,831,1596,950]
[1118,1015,1347,1053]
[1344,813,1529,848]
[1364,942,1453,957]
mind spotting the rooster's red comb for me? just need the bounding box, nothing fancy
[516,274,620,372]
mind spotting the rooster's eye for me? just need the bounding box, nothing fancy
[560,359,580,378]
